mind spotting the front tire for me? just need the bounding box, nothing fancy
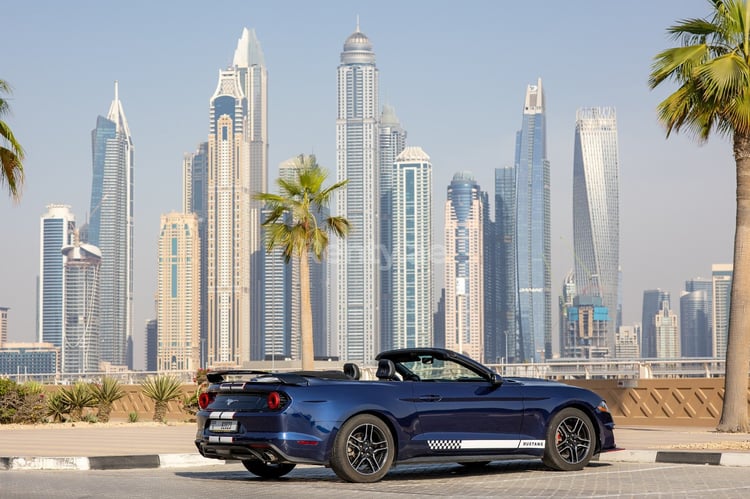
[542,407,595,471]
[242,460,296,479]
[330,414,394,483]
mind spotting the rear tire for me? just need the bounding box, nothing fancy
[330,414,394,483]
[542,407,595,471]
[242,460,296,479]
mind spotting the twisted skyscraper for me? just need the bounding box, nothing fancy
[573,107,620,352]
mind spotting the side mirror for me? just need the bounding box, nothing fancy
[491,373,503,386]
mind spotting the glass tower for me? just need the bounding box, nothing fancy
[495,166,517,362]
[515,78,551,362]
[641,289,670,358]
[336,23,380,362]
[88,82,133,368]
[391,146,432,349]
[232,28,269,361]
[378,104,406,351]
[444,172,484,362]
[680,280,712,358]
[61,239,101,374]
[183,142,208,364]
[38,204,76,349]
[712,264,733,358]
[573,107,620,351]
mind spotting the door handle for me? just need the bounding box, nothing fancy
[418,395,442,402]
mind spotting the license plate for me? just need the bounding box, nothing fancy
[209,420,239,433]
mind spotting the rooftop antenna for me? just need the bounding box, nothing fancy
[356,15,360,32]
[114,80,119,102]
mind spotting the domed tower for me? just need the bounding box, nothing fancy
[336,21,380,362]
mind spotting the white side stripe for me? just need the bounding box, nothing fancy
[428,439,545,451]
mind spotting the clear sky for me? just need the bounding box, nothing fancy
[1,0,735,368]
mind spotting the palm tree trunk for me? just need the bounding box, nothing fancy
[299,252,315,371]
[717,130,750,432]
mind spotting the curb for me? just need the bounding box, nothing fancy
[599,449,750,467]
[0,453,224,471]
[4,449,750,471]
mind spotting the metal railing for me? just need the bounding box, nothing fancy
[2,357,732,384]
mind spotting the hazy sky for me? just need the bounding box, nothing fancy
[1,1,735,367]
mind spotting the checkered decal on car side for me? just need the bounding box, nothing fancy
[427,439,545,451]
[428,440,462,450]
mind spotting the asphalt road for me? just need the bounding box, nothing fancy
[4,460,750,498]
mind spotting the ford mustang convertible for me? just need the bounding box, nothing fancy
[194,348,616,483]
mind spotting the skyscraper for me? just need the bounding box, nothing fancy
[712,264,733,358]
[88,82,134,368]
[515,78,551,362]
[495,166,517,362]
[559,270,576,358]
[444,172,484,362]
[641,289,670,358]
[654,300,680,358]
[681,277,712,357]
[482,189,497,362]
[157,212,200,371]
[573,107,620,351]
[61,237,101,374]
[206,67,251,367]
[232,28,269,362]
[38,204,76,349]
[336,23,380,362]
[183,142,208,363]
[378,104,407,351]
[0,307,8,346]
[391,146,432,349]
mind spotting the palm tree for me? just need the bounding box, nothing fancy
[0,79,25,201]
[650,0,750,432]
[256,154,350,371]
[140,375,183,423]
[89,377,126,423]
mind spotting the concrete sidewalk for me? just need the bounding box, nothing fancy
[1,422,750,471]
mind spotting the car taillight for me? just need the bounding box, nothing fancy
[267,391,281,410]
[198,392,215,409]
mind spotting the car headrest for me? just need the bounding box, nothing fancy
[343,362,361,380]
[376,358,397,380]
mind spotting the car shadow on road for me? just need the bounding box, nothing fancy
[176,459,612,483]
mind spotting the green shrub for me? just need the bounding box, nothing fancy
[128,411,139,423]
[0,378,47,424]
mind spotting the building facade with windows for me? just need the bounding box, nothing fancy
[378,104,407,351]
[157,212,200,372]
[88,82,134,368]
[206,68,250,367]
[572,107,620,351]
[61,239,101,374]
[444,172,484,362]
[712,264,733,358]
[38,204,76,350]
[391,146,432,350]
[336,24,380,362]
[515,78,551,361]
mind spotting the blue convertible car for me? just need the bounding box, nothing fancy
[195,348,616,483]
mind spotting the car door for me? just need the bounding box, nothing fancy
[403,356,528,454]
